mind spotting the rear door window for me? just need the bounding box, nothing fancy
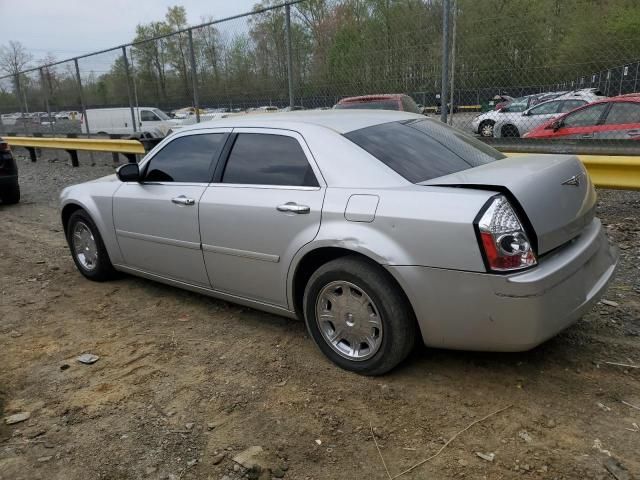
[603,102,640,125]
[222,133,318,187]
[345,119,504,183]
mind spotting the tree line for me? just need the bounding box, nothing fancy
[1,0,639,113]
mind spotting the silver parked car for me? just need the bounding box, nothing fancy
[60,111,618,375]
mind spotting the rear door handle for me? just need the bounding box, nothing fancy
[277,202,310,214]
[172,195,195,206]
[627,129,640,137]
[581,133,594,139]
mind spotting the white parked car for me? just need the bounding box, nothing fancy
[81,107,182,138]
[493,91,606,138]
[1,113,22,126]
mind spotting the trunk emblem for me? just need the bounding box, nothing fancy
[562,174,582,187]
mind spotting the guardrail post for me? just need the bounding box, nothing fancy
[122,47,137,133]
[26,147,37,162]
[65,134,80,167]
[125,153,137,164]
[285,3,295,108]
[109,134,121,166]
[188,29,201,123]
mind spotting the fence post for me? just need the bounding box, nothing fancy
[39,68,54,135]
[285,3,295,108]
[74,58,91,138]
[448,0,457,126]
[440,0,450,123]
[122,46,137,134]
[188,29,201,123]
[634,62,639,93]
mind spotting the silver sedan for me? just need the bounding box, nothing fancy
[60,111,618,375]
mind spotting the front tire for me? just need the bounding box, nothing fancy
[66,210,116,281]
[479,120,495,137]
[303,257,417,375]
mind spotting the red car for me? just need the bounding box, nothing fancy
[524,95,640,140]
[335,94,422,114]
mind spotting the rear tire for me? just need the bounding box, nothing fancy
[66,209,116,281]
[303,256,417,376]
[501,124,520,137]
[1,183,20,204]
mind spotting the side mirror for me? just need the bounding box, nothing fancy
[116,163,140,182]
[551,119,563,132]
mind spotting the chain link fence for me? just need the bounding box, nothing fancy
[1,0,639,147]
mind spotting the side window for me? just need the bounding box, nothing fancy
[144,133,226,183]
[140,110,159,122]
[604,102,640,125]
[562,103,608,128]
[222,133,318,187]
[529,101,561,115]
[560,100,586,113]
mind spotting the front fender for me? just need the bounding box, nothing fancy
[60,178,123,265]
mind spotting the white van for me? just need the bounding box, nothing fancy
[81,107,181,138]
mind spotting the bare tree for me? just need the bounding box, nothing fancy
[0,40,33,76]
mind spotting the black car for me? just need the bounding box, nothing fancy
[0,138,20,204]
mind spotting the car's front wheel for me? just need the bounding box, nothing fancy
[479,120,495,137]
[303,257,417,375]
[66,209,116,281]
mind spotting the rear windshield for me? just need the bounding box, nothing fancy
[335,100,399,111]
[344,119,505,183]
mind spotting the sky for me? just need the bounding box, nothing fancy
[0,0,257,63]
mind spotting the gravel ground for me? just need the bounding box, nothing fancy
[1,151,639,480]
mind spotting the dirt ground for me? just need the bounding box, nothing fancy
[1,152,639,480]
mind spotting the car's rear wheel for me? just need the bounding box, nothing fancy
[1,183,20,204]
[501,124,520,137]
[66,209,116,281]
[303,256,416,375]
[479,120,495,137]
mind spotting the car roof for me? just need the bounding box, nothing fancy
[179,110,424,134]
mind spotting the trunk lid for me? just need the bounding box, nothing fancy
[421,154,596,254]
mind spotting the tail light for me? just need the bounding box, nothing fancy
[476,195,537,272]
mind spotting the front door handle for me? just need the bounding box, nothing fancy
[581,133,594,139]
[277,202,310,214]
[172,195,195,206]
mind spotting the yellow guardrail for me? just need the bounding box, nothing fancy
[504,153,640,191]
[6,136,146,154]
[4,137,639,190]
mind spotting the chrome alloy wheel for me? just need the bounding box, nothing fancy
[72,221,98,271]
[315,281,383,361]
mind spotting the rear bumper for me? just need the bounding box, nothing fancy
[0,174,18,188]
[387,218,618,351]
